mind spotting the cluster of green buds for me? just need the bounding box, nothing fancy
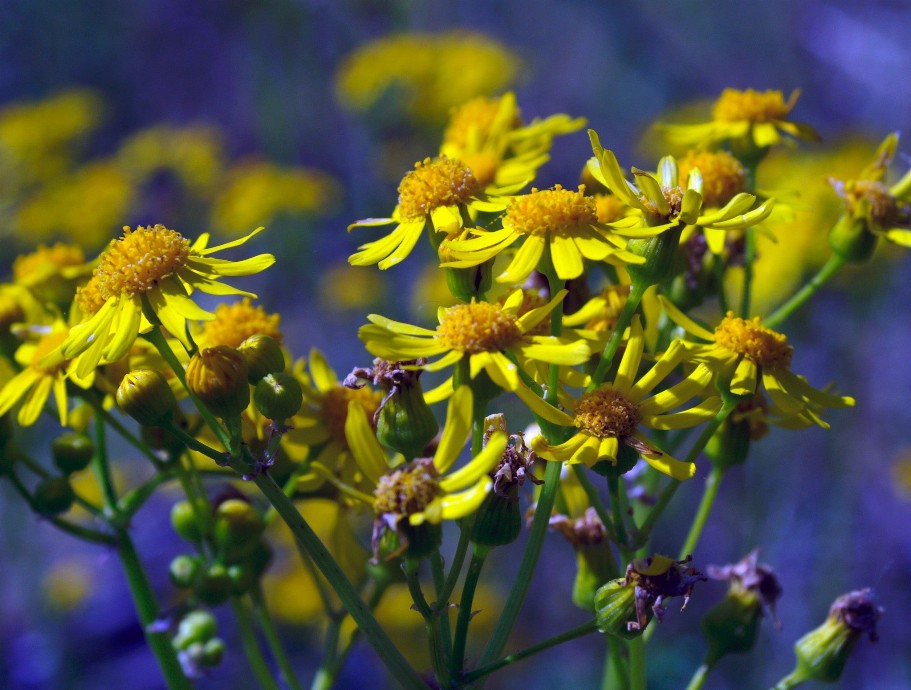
[28,431,98,516]
[171,610,226,677]
[170,494,271,605]
[595,555,706,637]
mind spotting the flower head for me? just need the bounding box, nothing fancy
[47,224,274,377]
[197,298,283,349]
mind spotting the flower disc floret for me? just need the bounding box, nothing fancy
[201,298,283,348]
[845,180,898,227]
[678,151,747,207]
[575,388,641,440]
[76,225,190,315]
[506,185,598,236]
[435,302,521,353]
[397,157,481,220]
[640,185,684,220]
[712,89,794,123]
[373,458,441,517]
[714,313,793,371]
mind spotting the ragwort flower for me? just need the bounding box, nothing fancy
[348,156,513,270]
[359,288,590,394]
[660,297,854,425]
[529,318,720,480]
[48,224,274,377]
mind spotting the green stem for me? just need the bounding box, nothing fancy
[604,636,628,690]
[684,663,712,690]
[92,414,119,510]
[451,545,488,676]
[571,465,620,577]
[770,671,807,690]
[163,418,226,463]
[461,619,598,684]
[117,531,193,689]
[231,596,281,690]
[404,558,450,688]
[627,636,646,690]
[678,466,724,560]
[608,477,629,548]
[86,392,167,470]
[431,549,454,659]
[591,282,646,388]
[250,586,304,690]
[434,522,471,612]
[475,458,562,671]
[251,471,426,690]
[765,254,846,327]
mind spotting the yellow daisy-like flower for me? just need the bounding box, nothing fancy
[48,224,274,378]
[587,131,775,236]
[658,88,819,152]
[660,297,854,426]
[359,288,590,394]
[348,156,514,270]
[0,322,93,426]
[440,92,585,191]
[828,132,911,246]
[196,298,283,349]
[347,385,509,528]
[440,185,648,284]
[528,318,719,480]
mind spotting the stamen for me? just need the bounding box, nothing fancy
[435,302,521,353]
[574,387,641,440]
[506,185,597,236]
[715,313,793,370]
[397,157,481,220]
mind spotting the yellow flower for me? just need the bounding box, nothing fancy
[348,156,512,269]
[440,92,585,191]
[529,318,718,480]
[440,184,648,284]
[48,224,274,378]
[660,297,854,426]
[359,288,590,394]
[828,132,911,246]
[658,88,819,152]
[196,298,283,349]
[116,124,224,194]
[0,322,93,426]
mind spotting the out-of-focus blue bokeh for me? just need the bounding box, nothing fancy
[1,1,910,688]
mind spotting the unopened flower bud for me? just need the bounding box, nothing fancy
[573,544,616,612]
[173,610,218,651]
[171,499,207,544]
[170,554,203,589]
[213,498,265,557]
[33,477,75,516]
[116,369,177,426]
[626,225,684,290]
[828,213,877,263]
[186,346,250,420]
[51,432,95,475]
[594,577,644,638]
[253,373,303,421]
[238,334,285,383]
[365,360,437,460]
[470,489,521,547]
[789,589,883,684]
[443,262,493,302]
[195,563,233,605]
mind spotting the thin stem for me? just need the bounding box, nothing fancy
[231,596,281,690]
[86,393,167,471]
[250,586,304,690]
[608,477,629,548]
[603,636,628,690]
[678,466,724,560]
[404,558,450,688]
[162,418,226,463]
[251,471,426,690]
[591,282,646,388]
[451,545,488,677]
[431,549,454,659]
[462,619,598,684]
[770,671,807,690]
[627,636,646,690]
[92,414,119,510]
[684,663,712,690]
[765,254,846,327]
[475,458,562,672]
[571,466,620,577]
[434,522,471,612]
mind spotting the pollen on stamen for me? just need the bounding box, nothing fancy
[320,386,383,447]
[435,302,521,353]
[678,150,747,207]
[202,298,284,349]
[712,88,794,123]
[75,225,190,315]
[640,184,684,219]
[574,387,641,440]
[373,458,441,517]
[506,185,598,236]
[397,157,481,220]
[714,313,793,370]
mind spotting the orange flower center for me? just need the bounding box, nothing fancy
[712,88,793,123]
[506,185,597,237]
[397,157,481,220]
[678,150,747,207]
[320,386,383,447]
[714,312,793,370]
[574,387,640,439]
[435,301,521,353]
[202,298,283,348]
[461,151,500,188]
[373,458,441,517]
[75,225,190,315]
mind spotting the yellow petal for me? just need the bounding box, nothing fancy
[434,386,473,474]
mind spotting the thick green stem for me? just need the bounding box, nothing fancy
[475,459,562,671]
[591,282,646,388]
[251,586,304,690]
[603,636,628,690]
[461,619,598,684]
[251,471,426,690]
[765,254,846,327]
[451,545,488,676]
[678,466,724,560]
[231,596,281,690]
[684,663,712,690]
[627,636,646,690]
[770,671,807,690]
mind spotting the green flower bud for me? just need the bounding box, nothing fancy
[790,589,882,684]
[238,334,286,383]
[200,638,225,667]
[370,361,438,460]
[173,610,218,651]
[470,489,521,547]
[227,563,255,595]
[185,346,250,420]
[828,213,877,263]
[169,554,203,589]
[253,372,303,421]
[573,543,616,612]
[626,225,684,289]
[195,563,233,605]
[443,262,492,302]
[33,477,75,516]
[213,499,265,557]
[116,369,177,426]
[703,589,762,664]
[171,500,207,544]
[706,417,752,470]
[594,578,645,638]
[51,432,95,475]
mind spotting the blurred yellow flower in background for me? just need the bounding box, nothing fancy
[116,124,225,194]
